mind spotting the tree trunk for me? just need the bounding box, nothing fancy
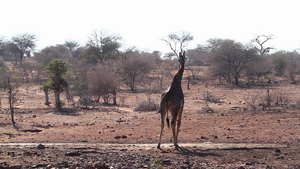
[234,76,239,86]
[19,51,24,65]
[131,76,135,91]
[8,86,16,127]
[112,88,117,105]
[159,77,163,89]
[44,89,50,106]
[54,91,61,108]
[187,76,190,90]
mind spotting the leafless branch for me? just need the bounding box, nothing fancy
[253,35,274,55]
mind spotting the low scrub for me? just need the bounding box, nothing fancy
[134,101,158,112]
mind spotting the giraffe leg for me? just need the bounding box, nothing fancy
[157,107,167,149]
[175,107,183,149]
[157,122,164,149]
[171,112,178,150]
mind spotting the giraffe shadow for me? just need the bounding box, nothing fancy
[175,146,220,157]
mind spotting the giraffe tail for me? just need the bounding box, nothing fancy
[166,113,170,128]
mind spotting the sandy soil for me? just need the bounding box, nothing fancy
[1,83,300,168]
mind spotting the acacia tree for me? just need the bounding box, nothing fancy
[0,37,5,56]
[120,51,153,91]
[162,31,193,57]
[0,59,8,115]
[64,40,81,59]
[162,31,193,89]
[43,59,70,108]
[11,33,37,64]
[85,30,121,63]
[209,39,258,86]
[64,40,79,53]
[0,59,7,87]
[272,51,288,76]
[34,45,70,81]
[286,51,300,83]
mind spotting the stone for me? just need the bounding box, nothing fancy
[37,144,46,149]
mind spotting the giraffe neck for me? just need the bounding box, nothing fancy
[171,61,185,87]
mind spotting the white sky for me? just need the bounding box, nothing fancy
[1,0,300,53]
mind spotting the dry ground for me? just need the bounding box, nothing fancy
[1,82,300,168]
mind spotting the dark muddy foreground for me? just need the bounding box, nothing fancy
[0,142,299,169]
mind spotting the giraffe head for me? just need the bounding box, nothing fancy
[178,51,186,65]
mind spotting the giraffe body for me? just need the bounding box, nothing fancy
[157,51,185,150]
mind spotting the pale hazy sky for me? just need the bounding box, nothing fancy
[1,0,300,53]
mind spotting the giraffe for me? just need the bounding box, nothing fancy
[157,51,185,150]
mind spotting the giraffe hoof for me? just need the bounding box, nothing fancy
[175,144,179,150]
[157,145,162,150]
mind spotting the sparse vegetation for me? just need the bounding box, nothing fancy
[150,158,164,169]
[134,101,158,112]
[2,30,300,169]
[203,91,221,103]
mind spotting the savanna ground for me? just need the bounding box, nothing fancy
[1,78,300,168]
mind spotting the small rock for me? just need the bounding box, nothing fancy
[65,152,81,156]
[9,165,22,169]
[37,144,46,150]
[115,135,121,139]
[245,162,253,165]
[122,135,128,138]
[201,136,207,139]
[94,162,109,169]
[275,149,281,153]
[162,159,172,165]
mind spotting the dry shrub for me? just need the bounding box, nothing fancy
[79,95,95,109]
[202,102,215,113]
[203,91,221,103]
[244,89,294,113]
[273,89,290,106]
[119,95,126,105]
[134,101,158,112]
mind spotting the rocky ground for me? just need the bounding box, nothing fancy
[1,84,300,168]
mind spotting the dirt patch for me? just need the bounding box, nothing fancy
[1,84,300,168]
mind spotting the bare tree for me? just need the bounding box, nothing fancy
[8,76,19,127]
[0,59,19,127]
[162,31,193,57]
[162,31,193,89]
[90,64,119,104]
[252,35,274,55]
[86,30,121,63]
[11,33,37,64]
